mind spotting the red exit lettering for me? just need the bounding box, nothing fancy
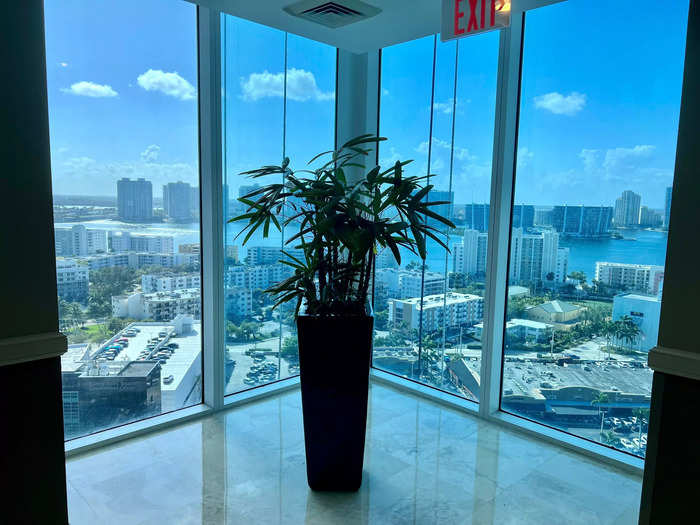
[454,0,502,34]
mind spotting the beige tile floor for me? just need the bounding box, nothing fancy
[66,384,642,524]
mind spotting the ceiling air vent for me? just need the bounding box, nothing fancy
[284,0,381,29]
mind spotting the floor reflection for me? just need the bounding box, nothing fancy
[66,383,642,524]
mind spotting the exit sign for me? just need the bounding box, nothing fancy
[441,0,511,42]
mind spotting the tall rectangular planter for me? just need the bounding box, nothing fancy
[297,314,373,491]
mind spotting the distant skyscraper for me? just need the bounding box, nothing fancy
[614,190,641,227]
[117,178,153,222]
[639,206,662,227]
[664,186,673,229]
[551,205,612,237]
[163,181,193,222]
[512,204,535,230]
[463,203,490,232]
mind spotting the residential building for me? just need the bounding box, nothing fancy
[117,178,153,221]
[639,206,662,227]
[375,248,399,270]
[141,273,201,293]
[595,262,665,294]
[509,228,563,284]
[512,204,535,229]
[56,259,89,302]
[389,292,483,332]
[224,264,294,290]
[163,181,194,222]
[112,288,201,322]
[664,185,673,229]
[178,243,200,255]
[551,205,613,237]
[82,252,198,271]
[612,293,662,352]
[534,207,553,227]
[245,245,304,266]
[54,225,107,256]
[462,203,490,232]
[614,190,642,227]
[224,287,253,320]
[109,231,174,253]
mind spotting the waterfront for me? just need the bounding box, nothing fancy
[56,219,669,278]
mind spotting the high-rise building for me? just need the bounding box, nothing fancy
[595,262,665,294]
[163,182,193,222]
[462,203,490,232]
[117,178,153,222]
[534,207,553,227]
[510,228,565,284]
[614,190,642,227]
[639,206,662,227]
[54,225,107,256]
[664,186,673,229]
[551,205,612,237]
[512,204,535,230]
[56,259,89,302]
[389,292,483,332]
[109,231,174,254]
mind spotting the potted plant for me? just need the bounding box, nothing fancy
[229,135,454,491]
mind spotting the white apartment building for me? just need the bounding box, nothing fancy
[56,259,90,302]
[244,246,304,266]
[375,248,399,270]
[112,288,201,322]
[141,273,201,293]
[374,269,445,299]
[595,262,665,294]
[389,292,483,332]
[109,231,174,254]
[224,287,253,319]
[224,264,294,290]
[83,252,199,271]
[54,225,107,256]
[454,228,568,284]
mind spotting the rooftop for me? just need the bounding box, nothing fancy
[530,300,581,314]
[396,292,482,307]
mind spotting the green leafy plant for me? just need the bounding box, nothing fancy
[229,135,455,317]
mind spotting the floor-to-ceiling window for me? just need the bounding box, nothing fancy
[375,31,499,400]
[45,0,202,440]
[500,0,689,457]
[221,16,336,395]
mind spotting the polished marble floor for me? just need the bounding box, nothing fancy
[66,384,642,524]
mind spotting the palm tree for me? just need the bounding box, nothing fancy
[591,392,610,440]
[619,315,641,351]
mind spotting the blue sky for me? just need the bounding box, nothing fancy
[45,0,687,210]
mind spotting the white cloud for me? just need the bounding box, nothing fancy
[240,68,334,102]
[61,81,118,98]
[534,92,586,116]
[603,145,655,172]
[517,147,534,168]
[59,62,68,68]
[416,138,474,162]
[141,144,161,163]
[433,99,455,115]
[382,88,390,97]
[137,69,196,100]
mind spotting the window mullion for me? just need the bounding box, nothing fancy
[198,6,225,410]
[480,12,525,417]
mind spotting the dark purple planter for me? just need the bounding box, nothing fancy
[297,314,373,491]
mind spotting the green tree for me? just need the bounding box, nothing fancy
[568,271,587,286]
[281,336,299,359]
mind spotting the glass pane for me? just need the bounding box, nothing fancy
[374,32,498,401]
[45,0,201,440]
[222,17,336,395]
[281,34,337,380]
[501,0,688,457]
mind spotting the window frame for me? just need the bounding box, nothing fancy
[66,0,647,475]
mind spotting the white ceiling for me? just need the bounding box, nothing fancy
[190,0,442,54]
